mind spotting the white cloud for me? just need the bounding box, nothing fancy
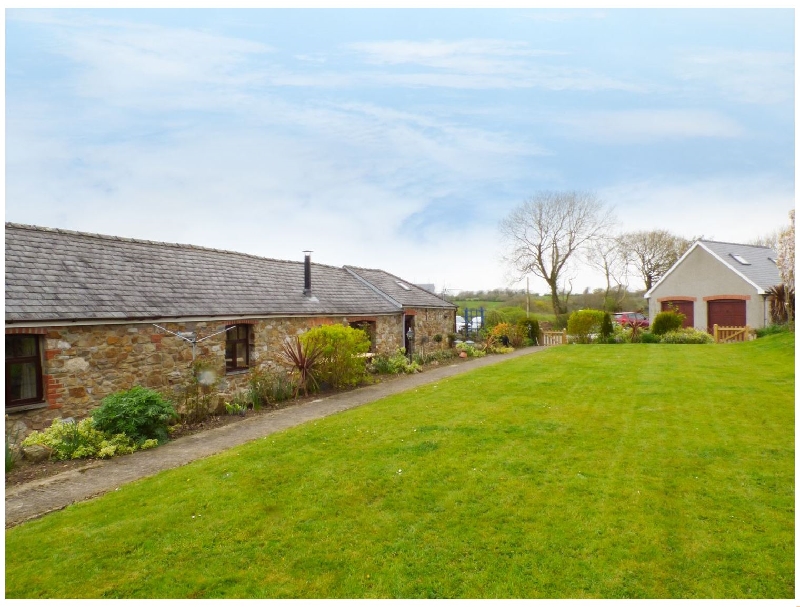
[601,176,794,243]
[343,38,645,93]
[557,109,744,143]
[676,49,794,105]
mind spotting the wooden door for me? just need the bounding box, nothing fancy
[707,300,746,333]
[661,300,694,328]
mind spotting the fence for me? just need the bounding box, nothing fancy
[541,329,567,346]
[713,324,754,343]
[460,307,485,339]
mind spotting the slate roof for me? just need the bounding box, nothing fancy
[4,223,422,323]
[645,239,782,297]
[344,266,456,310]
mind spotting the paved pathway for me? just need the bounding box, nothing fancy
[5,346,545,527]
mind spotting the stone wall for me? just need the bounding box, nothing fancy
[409,307,456,355]
[5,313,406,437]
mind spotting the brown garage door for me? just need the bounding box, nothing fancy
[661,300,694,328]
[707,300,746,333]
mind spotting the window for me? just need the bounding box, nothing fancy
[730,254,750,265]
[225,325,250,371]
[395,281,411,291]
[6,335,43,407]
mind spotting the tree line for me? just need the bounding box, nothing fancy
[499,190,794,316]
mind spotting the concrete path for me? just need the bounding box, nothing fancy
[5,346,546,527]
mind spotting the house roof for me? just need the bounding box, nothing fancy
[644,239,782,298]
[344,266,456,310]
[5,223,454,324]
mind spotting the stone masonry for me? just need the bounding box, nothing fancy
[6,308,454,437]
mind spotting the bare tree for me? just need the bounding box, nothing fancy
[499,191,614,316]
[618,230,695,291]
[748,230,781,249]
[584,235,630,312]
[776,209,795,320]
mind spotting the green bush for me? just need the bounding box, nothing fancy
[517,319,540,345]
[455,342,487,358]
[484,310,504,330]
[248,367,295,409]
[91,386,176,445]
[496,306,528,326]
[370,349,421,374]
[600,313,614,342]
[660,328,714,344]
[639,331,661,344]
[755,322,795,338]
[567,309,605,343]
[652,311,685,336]
[301,324,371,389]
[21,418,159,461]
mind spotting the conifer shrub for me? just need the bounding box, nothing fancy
[600,312,614,342]
[651,311,686,335]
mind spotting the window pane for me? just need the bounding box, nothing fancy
[236,342,247,367]
[6,336,37,358]
[225,342,235,368]
[8,362,38,400]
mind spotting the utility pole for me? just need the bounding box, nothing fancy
[526,276,530,318]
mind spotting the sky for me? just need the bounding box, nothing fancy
[4,8,795,295]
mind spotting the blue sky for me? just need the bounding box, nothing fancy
[4,8,795,294]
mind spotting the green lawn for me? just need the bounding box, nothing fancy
[6,334,794,598]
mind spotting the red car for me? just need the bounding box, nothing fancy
[613,312,650,328]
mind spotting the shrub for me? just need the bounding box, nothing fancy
[567,309,605,343]
[248,367,295,408]
[370,349,421,374]
[639,331,661,343]
[412,349,455,366]
[517,319,540,345]
[177,356,221,425]
[301,324,371,390]
[92,386,176,445]
[755,322,795,338]
[280,336,323,397]
[651,311,685,336]
[20,418,160,461]
[496,306,528,326]
[600,313,614,342]
[660,328,714,344]
[484,310,504,330]
[455,342,487,358]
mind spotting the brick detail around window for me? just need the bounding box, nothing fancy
[656,296,697,302]
[5,327,48,334]
[43,374,65,409]
[702,294,751,301]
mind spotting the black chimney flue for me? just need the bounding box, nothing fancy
[303,250,312,296]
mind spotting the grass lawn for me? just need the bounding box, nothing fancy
[5,334,794,598]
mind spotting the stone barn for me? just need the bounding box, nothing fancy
[5,223,456,436]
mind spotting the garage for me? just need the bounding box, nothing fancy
[707,299,746,333]
[661,300,694,328]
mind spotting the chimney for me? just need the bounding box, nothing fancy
[303,250,313,296]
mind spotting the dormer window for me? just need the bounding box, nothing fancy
[730,254,750,265]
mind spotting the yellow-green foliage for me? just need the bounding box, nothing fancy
[21,419,159,461]
[567,309,605,343]
[301,324,372,389]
